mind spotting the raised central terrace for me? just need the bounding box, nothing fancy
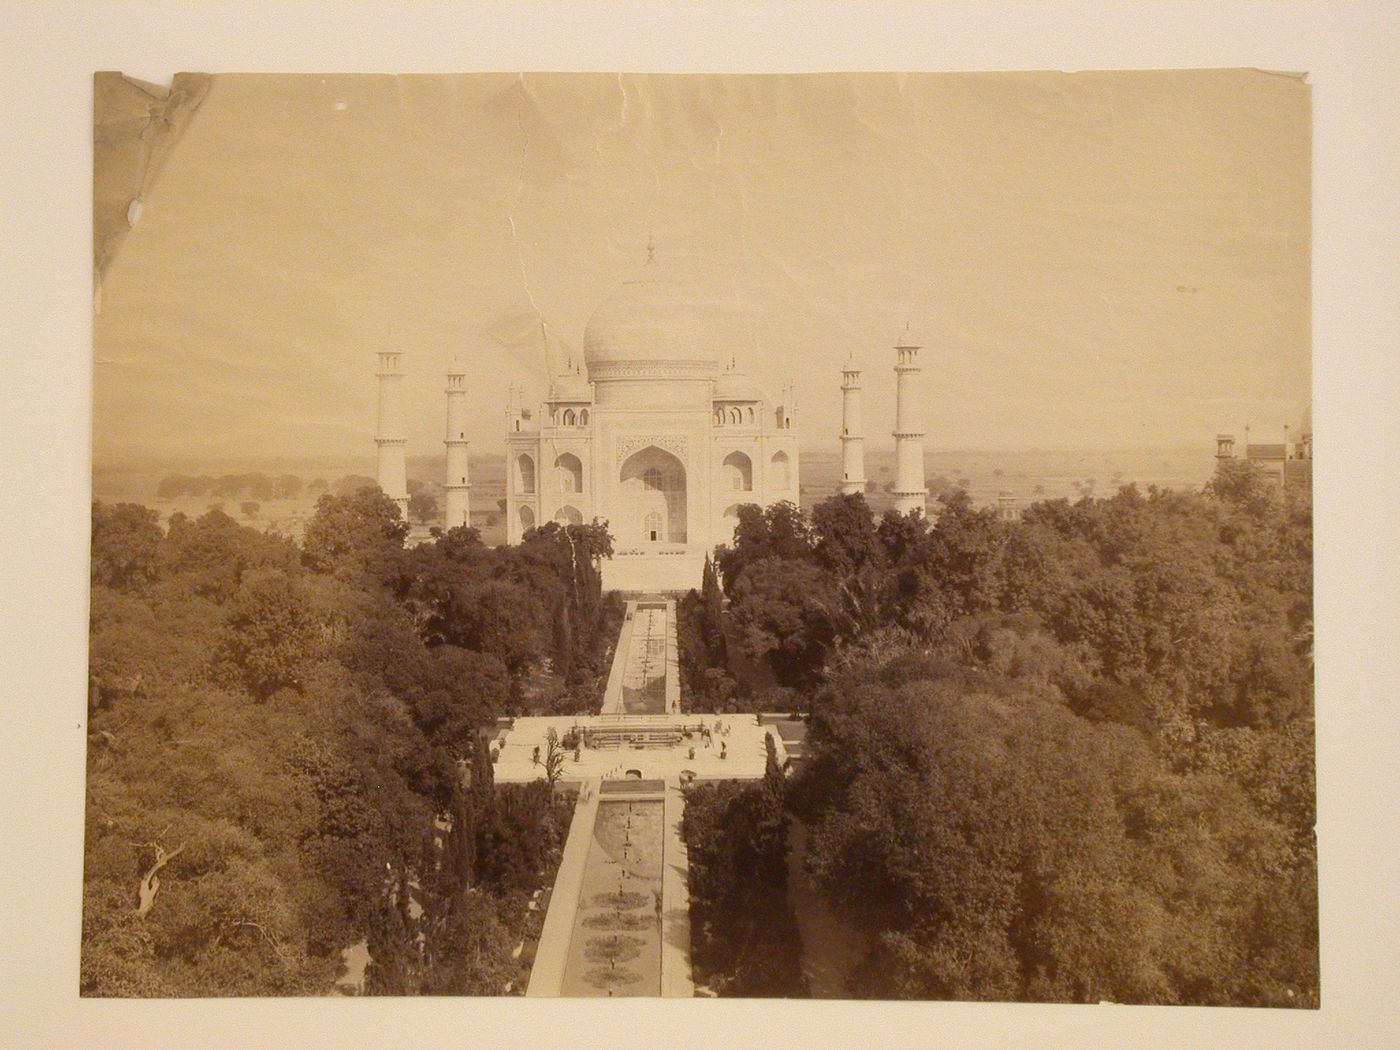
[492,713,777,784]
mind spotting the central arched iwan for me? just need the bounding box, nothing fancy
[619,445,687,544]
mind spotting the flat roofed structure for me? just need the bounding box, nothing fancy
[491,713,780,784]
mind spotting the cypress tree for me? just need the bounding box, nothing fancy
[471,728,497,875]
[552,597,574,680]
[758,732,788,886]
[703,554,729,668]
[445,785,477,890]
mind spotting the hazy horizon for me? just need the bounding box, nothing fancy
[92,438,1220,470]
[94,69,1309,464]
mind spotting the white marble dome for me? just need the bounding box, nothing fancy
[583,276,717,375]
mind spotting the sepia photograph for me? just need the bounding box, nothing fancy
[6,0,1400,1045]
[79,64,1321,1007]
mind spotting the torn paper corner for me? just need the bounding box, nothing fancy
[92,72,212,299]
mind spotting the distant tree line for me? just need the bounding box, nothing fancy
[155,472,452,527]
[155,472,316,501]
[84,489,618,996]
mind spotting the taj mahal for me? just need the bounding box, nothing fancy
[367,253,931,994]
[373,254,927,593]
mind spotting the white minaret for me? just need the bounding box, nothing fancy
[839,353,866,496]
[891,327,927,516]
[444,356,471,530]
[375,350,409,519]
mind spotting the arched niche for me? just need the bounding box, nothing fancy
[770,450,790,489]
[620,445,687,544]
[516,453,536,494]
[554,452,583,493]
[722,450,753,492]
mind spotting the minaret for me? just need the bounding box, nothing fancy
[444,356,471,530]
[839,354,866,496]
[375,350,409,519]
[891,327,927,516]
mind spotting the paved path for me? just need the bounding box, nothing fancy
[525,778,601,997]
[520,605,779,998]
[661,777,694,997]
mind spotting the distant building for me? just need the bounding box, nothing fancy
[1215,405,1312,492]
[995,490,1022,523]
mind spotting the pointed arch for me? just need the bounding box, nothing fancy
[516,453,535,494]
[518,505,535,532]
[722,450,753,492]
[620,445,687,544]
[554,452,583,494]
[770,450,790,489]
[554,505,583,526]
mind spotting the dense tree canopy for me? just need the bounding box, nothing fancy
[86,457,1314,1006]
[683,735,805,997]
[83,493,615,996]
[90,502,163,591]
[799,669,1313,1004]
[698,473,1314,1006]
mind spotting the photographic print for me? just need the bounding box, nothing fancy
[85,68,1314,1004]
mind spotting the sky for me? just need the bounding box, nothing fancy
[93,69,1310,464]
